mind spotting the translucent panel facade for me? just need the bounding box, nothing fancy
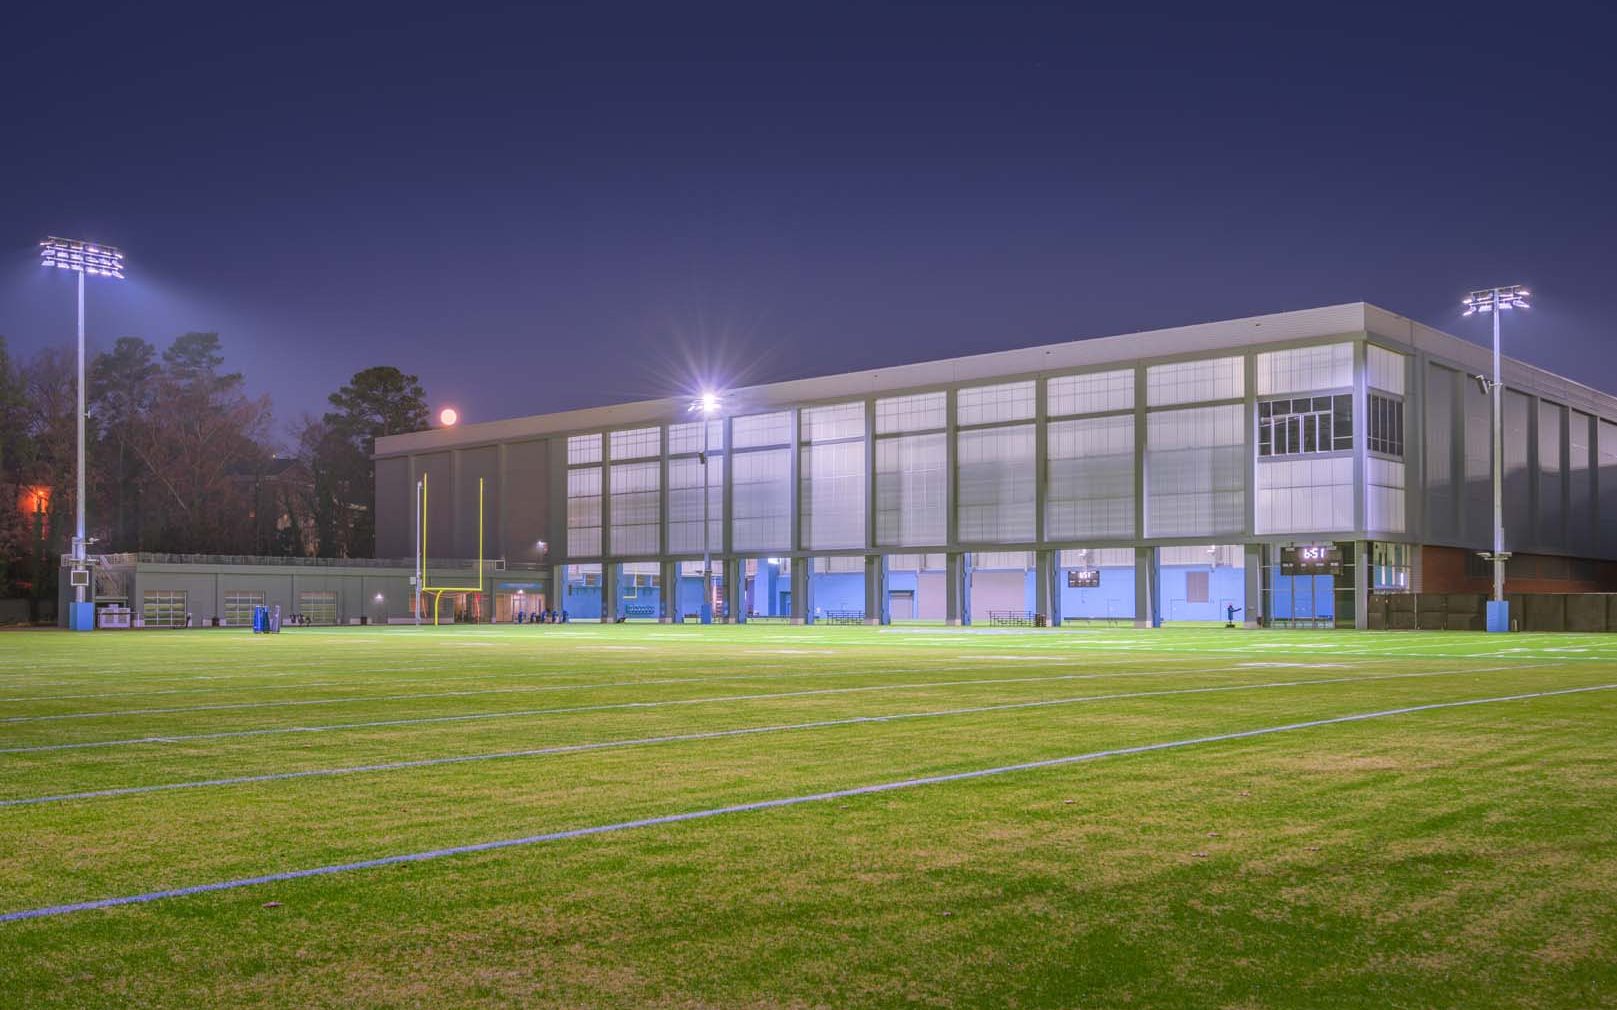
[667,456,723,555]
[1601,421,1617,557]
[801,402,865,442]
[667,419,723,456]
[957,382,1035,426]
[731,411,792,449]
[800,440,867,549]
[1570,412,1593,545]
[1538,401,1564,545]
[565,467,602,556]
[875,392,947,434]
[875,433,946,546]
[1366,344,1406,395]
[956,425,1036,543]
[567,433,602,465]
[1047,416,1134,540]
[1047,369,1134,416]
[1256,457,1353,533]
[609,426,660,461]
[731,448,791,550]
[1255,343,1352,396]
[609,460,659,556]
[1146,404,1244,536]
[1366,457,1406,533]
[1146,356,1244,406]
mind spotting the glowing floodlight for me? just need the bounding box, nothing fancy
[1463,285,1530,316]
[39,237,125,279]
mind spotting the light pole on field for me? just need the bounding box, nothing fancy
[1462,284,1530,633]
[39,237,125,632]
[688,391,724,624]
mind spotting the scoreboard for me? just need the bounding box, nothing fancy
[1280,544,1342,576]
[1066,568,1101,588]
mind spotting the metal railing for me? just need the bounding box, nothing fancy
[87,552,545,572]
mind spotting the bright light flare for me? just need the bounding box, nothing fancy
[39,237,124,279]
[1463,285,1530,316]
[687,390,724,415]
[438,407,459,427]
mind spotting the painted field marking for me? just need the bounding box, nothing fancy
[2,661,1348,754]
[0,655,1206,724]
[3,682,1610,923]
[0,664,1551,809]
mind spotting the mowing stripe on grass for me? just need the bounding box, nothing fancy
[0,658,1177,722]
[0,665,1366,755]
[3,682,1610,924]
[0,665,1525,808]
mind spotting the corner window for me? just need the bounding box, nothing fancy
[1368,393,1404,458]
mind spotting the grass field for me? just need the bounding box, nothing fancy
[3,624,1616,1009]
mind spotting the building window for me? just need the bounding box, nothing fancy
[1368,393,1404,458]
[1185,570,1210,603]
[566,433,602,465]
[1257,395,1353,457]
[223,590,266,627]
[1371,542,1411,591]
[875,392,947,434]
[608,427,660,460]
[142,590,187,628]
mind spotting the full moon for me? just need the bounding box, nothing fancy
[438,407,459,426]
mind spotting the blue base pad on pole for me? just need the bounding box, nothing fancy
[68,602,96,632]
[699,603,713,625]
[1486,600,1511,633]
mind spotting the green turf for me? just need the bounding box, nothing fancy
[2,624,1615,1008]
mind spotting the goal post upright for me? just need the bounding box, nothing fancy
[417,474,486,626]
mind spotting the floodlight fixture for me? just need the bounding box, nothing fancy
[40,235,126,630]
[39,236,125,279]
[1462,283,1533,627]
[688,390,723,415]
[1463,285,1529,316]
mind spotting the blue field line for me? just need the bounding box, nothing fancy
[0,665,1531,808]
[4,682,1611,924]
[0,664,1331,756]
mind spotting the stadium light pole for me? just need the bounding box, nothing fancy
[39,238,125,632]
[688,391,723,624]
[1463,284,1530,632]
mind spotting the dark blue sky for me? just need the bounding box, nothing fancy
[3,2,1613,440]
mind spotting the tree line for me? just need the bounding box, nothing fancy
[0,331,428,608]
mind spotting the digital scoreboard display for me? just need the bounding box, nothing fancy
[1066,568,1101,588]
[1281,544,1343,576]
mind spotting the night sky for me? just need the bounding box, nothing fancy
[3,3,1613,439]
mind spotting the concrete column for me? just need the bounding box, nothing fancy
[1036,549,1060,626]
[1243,544,1262,628]
[727,557,746,624]
[660,560,680,623]
[1353,539,1369,630]
[864,554,889,625]
[946,551,971,626]
[1134,546,1158,628]
[600,560,619,623]
[791,557,812,624]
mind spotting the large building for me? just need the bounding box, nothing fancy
[373,303,1617,629]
